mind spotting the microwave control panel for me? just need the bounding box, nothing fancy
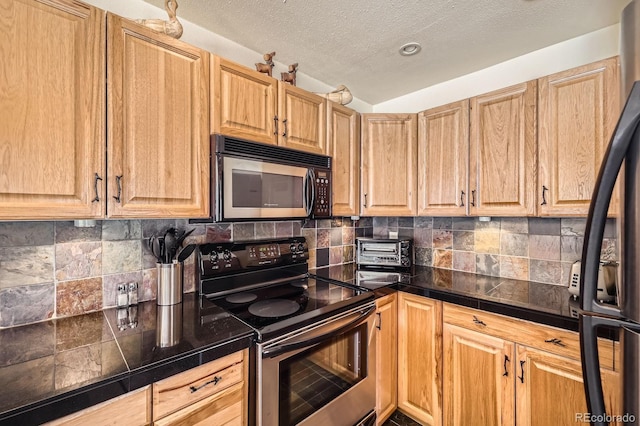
[313,170,331,218]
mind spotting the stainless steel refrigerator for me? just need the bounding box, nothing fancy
[580,1,640,425]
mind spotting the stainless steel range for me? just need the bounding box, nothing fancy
[197,237,376,426]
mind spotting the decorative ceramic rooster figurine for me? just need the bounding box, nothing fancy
[134,0,183,39]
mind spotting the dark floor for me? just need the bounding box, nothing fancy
[381,410,423,426]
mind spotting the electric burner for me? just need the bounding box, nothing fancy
[225,293,257,304]
[248,299,300,318]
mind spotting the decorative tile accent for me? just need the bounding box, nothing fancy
[415,247,433,266]
[433,217,453,230]
[0,246,55,289]
[255,222,276,239]
[55,222,101,243]
[560,236,583,262]
[414,217,432,229]
[453,231,474,251]
[329,247,343,265]
[317,229,331,248]
[453,251,476,273]
[475,230,500,254]
[0,284,54,327]
[205,224,232,242]
[413,228,432,248]
[330,228,342,246]
[232,223,255,241]
[102,240,141,275]
[102,220,142,241]
[500,218,528,233]
[529,235,560,261]
[452,217,475,230]
[275,222,294,237]
[0,222,54,247]
[476,254,500,277]
[499,256,529,280]
[433,249,452,269]
[433,230,453,249]
[342,227,355,245]
[500,233,529,257]
[301,228,317,248]
[530,259,562,285]
[560,219,586,236]
[56,277,102,317]
[55,242,102,281]
[528,218,560,235]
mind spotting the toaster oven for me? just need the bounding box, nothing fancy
[356,238,412,268]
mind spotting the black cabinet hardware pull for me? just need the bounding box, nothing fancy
[541,185,548,205]
[282,118,288,137]
[544,337,566,347]
[518,360,525,383]
[472,315,486,326]
[503,355,510,377]
[376,312,382,330]
[189,376,221,393]
[92,173,103,202]
[471,190,476,207]
[113,175,123,203]
[363,193,367,208]
[274,115,278,135]
[460,190,465,207]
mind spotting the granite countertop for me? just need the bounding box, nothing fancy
[0,293,255,426]
[311,263,584,332]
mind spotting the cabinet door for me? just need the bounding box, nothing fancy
[277,83,326,154]
[0,0,106,219]
[538,57,620,216]
[361,114,418,216]
[397,293,442,425]
[328,102,360,216]
[107,14,210,218]
[470,81,537,216]
[443,323,514,426]
[153,382,244,426]
[418,100,469,216]
[515,346,621,426]
[212,56,277,145]
[375,293,397,425]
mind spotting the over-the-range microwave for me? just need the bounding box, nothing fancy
[207,134,332,222]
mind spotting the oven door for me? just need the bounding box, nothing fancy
[256,303,376,426]
[218,155,312,220]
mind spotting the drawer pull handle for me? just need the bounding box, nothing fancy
[460,190,465,207]
[503,355,510,377]
[190,376,221,393]
[471,190,476,207]
[472,316,486,327]
[518,360,525,383]
[544,338,566,347]
[92,173,103,202]
[376,312,382,330]
[113,175,123,203]
[541,185,548,206]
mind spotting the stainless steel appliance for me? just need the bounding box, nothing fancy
[212,134,332,221]
[355,269,411,289]
[580,2,640,424]
[197,237,376,426]
[568,260,618,302]
[356,238,412,268]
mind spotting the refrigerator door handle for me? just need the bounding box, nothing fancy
[581,82,640,317]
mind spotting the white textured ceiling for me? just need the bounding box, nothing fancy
[141,0,630,104]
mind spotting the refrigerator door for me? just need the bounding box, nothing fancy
[580,82,640,318]
[622,327,640,423]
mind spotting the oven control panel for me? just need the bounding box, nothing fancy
[198,237,309,278]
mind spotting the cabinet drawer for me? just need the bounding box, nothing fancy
[153,350,245,420]
[45,385,151,426]
[154,382,244,426]
[443,303,615,370]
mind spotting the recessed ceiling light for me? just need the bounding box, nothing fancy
[399,42,422,56]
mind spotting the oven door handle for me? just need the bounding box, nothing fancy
[262,306,375,359]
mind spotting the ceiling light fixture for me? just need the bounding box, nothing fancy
[399,42,422,56]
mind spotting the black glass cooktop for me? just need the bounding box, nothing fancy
[205,277,373,341]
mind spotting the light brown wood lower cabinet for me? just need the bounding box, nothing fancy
[44,386,152,426]
[375,293,398,425]
[397,293,442,425]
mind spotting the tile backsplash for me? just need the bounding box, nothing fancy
[0,216,616,328]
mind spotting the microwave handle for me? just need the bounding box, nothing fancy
[304,169,315,216]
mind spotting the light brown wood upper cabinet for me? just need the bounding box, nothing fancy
[361,114,418,216]
[211,56,326,154]
[277,83,327,154]
[327,102,360,216]
[469,80,537,216]
[538,57,620,216]
[0,0,106,220]
[107,14,210,218]
[211,55,278,145]
[418,100,470,216]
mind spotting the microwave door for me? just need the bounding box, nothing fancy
[221,156,308,220]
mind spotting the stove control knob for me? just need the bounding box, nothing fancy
[290,243,297,253]
[209,251,219,262]
[297,243,305,253]
[222,250,232,261]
